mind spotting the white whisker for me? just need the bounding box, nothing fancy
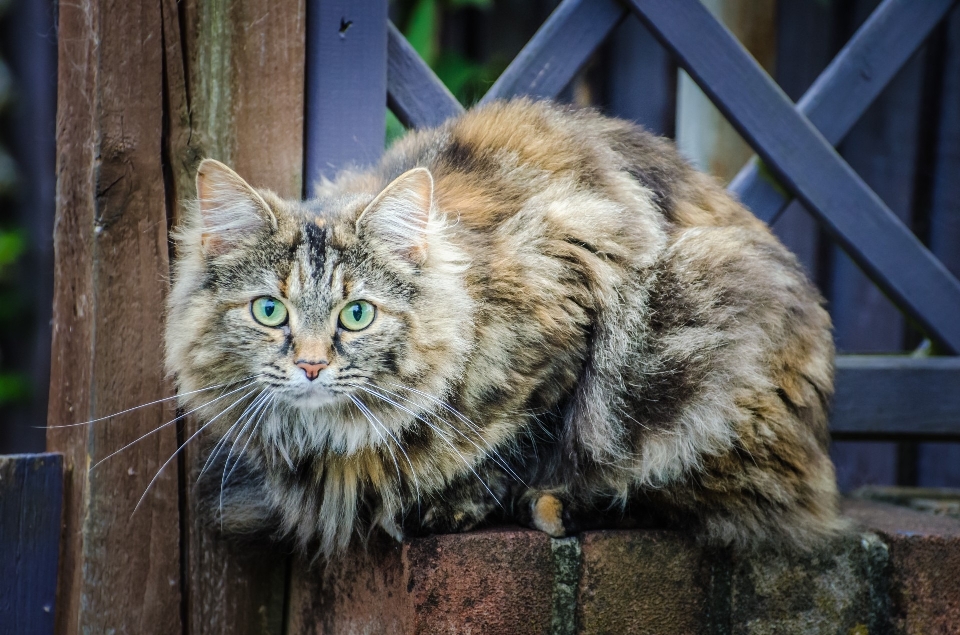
[90,379,259,472]
[131,385,258,516]
[45,374,262,429]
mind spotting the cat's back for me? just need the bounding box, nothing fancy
[381,99,764,237]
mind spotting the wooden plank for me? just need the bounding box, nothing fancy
[305,0,388,188]
[918,7,960,487]
[163,1,306,633]
[628,0,960,355]
[0,453,62,635]
[47,0,183,632]
[386,22,463,130]
[829,0,928,354]
[766,0,839,276]
[831,357,960,438]
[728,0,958,223]
[480,0,626,104]
[601,15,676,137]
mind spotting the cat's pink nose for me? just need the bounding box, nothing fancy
[295,360,328,381]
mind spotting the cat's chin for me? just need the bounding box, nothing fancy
[284,386,346,410]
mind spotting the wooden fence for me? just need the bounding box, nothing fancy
[33,0,960,633]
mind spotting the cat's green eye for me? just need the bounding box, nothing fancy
[339,300,376,331]
[251,296,288,327]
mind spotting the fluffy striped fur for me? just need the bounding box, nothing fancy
[166,99,842,557]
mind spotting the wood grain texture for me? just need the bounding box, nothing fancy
[0,453,63,635]
[163,1,306,633]
[305,0,388,189]
[629,0,960,355]
[387,22,463,130]
[47,1,183,634]
[481,0,625,105]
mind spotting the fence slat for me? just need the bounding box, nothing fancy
[480,0,626,104]
[305,0,388,189]
[0,454,62,635]
[47,1,183,632]
[629,0,960,355]
[832,357,960,438]
[386,22,463,129]
[729,0,958,224]
[919,7,960,486]
[163,0,307,633]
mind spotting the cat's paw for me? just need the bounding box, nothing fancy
[530,493,567,537]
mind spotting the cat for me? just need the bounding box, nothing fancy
[165,98,843,557]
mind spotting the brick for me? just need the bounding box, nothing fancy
[845,498,960,635]
[288,527,560,635]
[728,533,889,635]
[577,530,715,635]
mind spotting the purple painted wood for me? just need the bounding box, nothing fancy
[0,453,63,635]
[919,6,960,486]
[628,0,960,355]
[729,0,957,224]
[480,0,626,104]
[602,15,676,138]
[831,357,960,438]
[386,22,463,130]
[305,0,388,190]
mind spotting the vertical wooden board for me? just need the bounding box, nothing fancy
[919,6,960,487]
[164,1,306,633]
[304,0,388,189]
[47,0,182,633]
[601,15,676,137]
[0,454,63,635]
[768,0,838,276]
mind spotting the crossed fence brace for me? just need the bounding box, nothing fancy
[305,0,960,436]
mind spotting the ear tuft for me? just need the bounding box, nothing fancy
[196,159,277,256]
[356,168,434,265]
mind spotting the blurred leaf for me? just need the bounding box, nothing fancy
[0,289,26,323]
[0,229,24,267]
[0,373,30,404]
[406,0,439,66]
[386,110,407,148]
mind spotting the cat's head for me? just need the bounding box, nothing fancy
[165,159,473,460]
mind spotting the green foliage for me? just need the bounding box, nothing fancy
[0,372,29,404]
[386,0,507,147]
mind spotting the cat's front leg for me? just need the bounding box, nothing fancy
[195,444,282,541]
[514,488,575,537]
[404,464,511,536]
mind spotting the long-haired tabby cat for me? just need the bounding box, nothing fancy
[166,99,842,557]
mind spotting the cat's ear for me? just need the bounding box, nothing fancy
[195,159,278,256]
[356,168,433,265]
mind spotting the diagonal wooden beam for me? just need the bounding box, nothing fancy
[481,0,626,103]
[729,0,959,224]
[387,21,464,129]
[628,0,960,355]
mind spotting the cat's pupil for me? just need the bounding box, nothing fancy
[264,302,274,316]
[352,304,362,321]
